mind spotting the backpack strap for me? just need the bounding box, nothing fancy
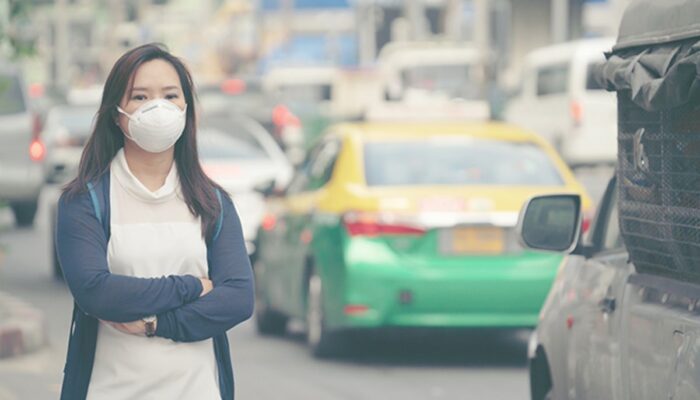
[86,182,102,225]
[213,189,224,242]
[87,173,110,239]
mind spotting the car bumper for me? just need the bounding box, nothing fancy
[0,162,44,202]
[326,249,562,330]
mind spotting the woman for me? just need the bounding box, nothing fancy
[56,43,254,400]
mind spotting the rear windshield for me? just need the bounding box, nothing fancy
[277,84,332,104]
[50,107,96,138]
[400,64,481,100]
[198,129,269,160]
[364,138,564,187]
[0,73,25,115]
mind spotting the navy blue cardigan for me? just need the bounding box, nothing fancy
[55,171,254,400]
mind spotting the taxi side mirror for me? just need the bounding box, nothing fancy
[517,194,582,253]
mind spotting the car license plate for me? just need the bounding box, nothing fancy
[448,226,504,255]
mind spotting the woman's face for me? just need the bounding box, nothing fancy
[117,58,186,135]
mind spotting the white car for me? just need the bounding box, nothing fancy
[198,114,293,255]
[0,62,45,227]
[504,38,617,167]
[367,41,490,121]
[42,105,98,184]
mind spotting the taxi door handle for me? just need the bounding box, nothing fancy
[599,297,616,314]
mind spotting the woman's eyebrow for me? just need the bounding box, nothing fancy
[162,85,181,91]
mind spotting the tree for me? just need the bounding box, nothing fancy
[0,0,37,58]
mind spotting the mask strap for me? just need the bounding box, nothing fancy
[115,106,136,141]
[116,106,131,118]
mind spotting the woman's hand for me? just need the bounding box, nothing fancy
[200,278,213,297]
[103,320,149,336]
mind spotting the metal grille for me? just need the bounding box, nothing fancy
[618,92,700,283]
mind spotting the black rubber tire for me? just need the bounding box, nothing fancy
[306,268,344,358]
[253,261,287,335]
[530,348,554,400]
[11,201,38,228]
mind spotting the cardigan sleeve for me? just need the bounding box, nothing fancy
[155,195,254,342]
[56,191,204,322]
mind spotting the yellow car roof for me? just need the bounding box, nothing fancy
[333,121,549,144]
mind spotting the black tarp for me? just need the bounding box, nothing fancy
[605,1,700,283]
[601,0,700,111]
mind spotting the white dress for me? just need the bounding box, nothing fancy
[86,149,220,400]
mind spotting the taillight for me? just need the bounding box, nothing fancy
[343,304,369,315]
[261,213,277,231]
[272,104,300,127]
[272,104,291,127]
[582,209,593,234]
[29,138,45,162]
[570,100,583,127]
[343,212,425,237]
[221,78,246,95]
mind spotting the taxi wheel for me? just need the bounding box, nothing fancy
[306,268,343,358]
[253,262,287,335]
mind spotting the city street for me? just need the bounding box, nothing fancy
[0,168,613,400]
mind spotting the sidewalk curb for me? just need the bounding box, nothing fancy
[0,253,48,359]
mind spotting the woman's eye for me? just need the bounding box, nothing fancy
[131,94,146,101]
[165,93,179,100]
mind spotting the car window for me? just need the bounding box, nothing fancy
[536,64,569,97]
[0,73,26,115]
[364,137,564,187]
[200,117,271,156]
[305,139,340,191]
[399,64,481,100]
[46,107,96,139]
[198,129,270,160]
[277,84,332,104]
[286,138,341,194]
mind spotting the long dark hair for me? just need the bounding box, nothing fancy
[64,43,229,240]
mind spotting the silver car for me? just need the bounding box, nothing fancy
[519,177,700,399]
[0,63,44,227]
[42,105,97,184]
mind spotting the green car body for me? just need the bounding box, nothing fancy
[252,122,590,355]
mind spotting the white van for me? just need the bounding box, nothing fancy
[504,38,616,167]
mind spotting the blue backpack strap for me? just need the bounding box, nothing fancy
[213,189,224,242]
[86,181,102,225]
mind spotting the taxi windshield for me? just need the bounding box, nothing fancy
[364,137,564,187]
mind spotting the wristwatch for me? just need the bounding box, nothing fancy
[142,315,157,337]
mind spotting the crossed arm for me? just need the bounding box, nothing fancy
[56,191,254,342]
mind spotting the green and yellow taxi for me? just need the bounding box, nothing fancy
[252,121,591,356]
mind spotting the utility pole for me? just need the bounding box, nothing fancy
[54,0,70,90]
[405,0,425,41]
[357,1,377,65]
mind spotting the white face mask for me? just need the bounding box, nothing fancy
[117,99,187,153]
